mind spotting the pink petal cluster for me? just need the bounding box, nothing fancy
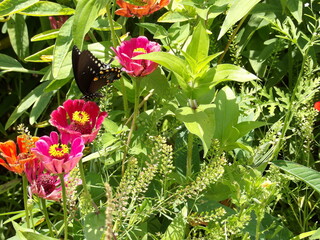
[25,159,62,201]
[32,132,84,175]
[112,36,161,77]
[49,99,108,144]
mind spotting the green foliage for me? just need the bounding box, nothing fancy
[1,0,320,239]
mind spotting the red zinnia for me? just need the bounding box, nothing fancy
[115,0,170,18]
[49,99,107,144]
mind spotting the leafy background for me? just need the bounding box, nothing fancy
[1,0,320,239]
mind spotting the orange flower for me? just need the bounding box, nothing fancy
[0,135,38,175]
[115,0,170,18]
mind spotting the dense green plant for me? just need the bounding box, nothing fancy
[1,0,320,239]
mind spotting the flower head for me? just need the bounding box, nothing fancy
[115,0,170,18]
[49,99,108,144]
[314,101,320,111]
[0,135,38,175]
[32,132,84,174]
[25,159,62,201]
[112,36,161,77]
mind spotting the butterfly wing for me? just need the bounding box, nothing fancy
[72,45,122,99]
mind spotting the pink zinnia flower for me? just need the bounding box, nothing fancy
[25,159,62,201]
[32,132,84,175]
[49,99,107,144]
[111,36,161,77]
[315,101,320,111]
[115,0,170,19]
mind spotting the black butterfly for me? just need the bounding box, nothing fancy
[72,45,122,99]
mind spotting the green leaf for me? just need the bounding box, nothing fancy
[0,53,41,74]
[161,206,187,240]
[12,221,59,240]
[20,1,74,16]
[175,104,215,156]
[132,52,189,81]
[229,121,267,143]
[213,86,239,145]
[29,90,56,125]
[287,0,303,24]
[218,0,261,39]
[5,81,50,130]
[7,14,29,59]
[272,160,320,194]
[83,209,105,240]
[52,16,73,79]
[213,64,259,85]
[158,11,191,23]
[24,45,54,62]
[137,22,168,39]
[92,17,122,31]
[186,21,209,63]
[0,179,20,195]
[72,0,108,49]
[0,0,38,16]
[45,77,70,92]
[31,29,59,41]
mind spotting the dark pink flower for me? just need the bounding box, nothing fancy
[49,99,107,144]
[25,159,62,201]
[315,101,320,111]
[48,16,69,29]
[111,36,161,77]
[32,132,84,174]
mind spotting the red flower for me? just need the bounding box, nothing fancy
[315,101,320,111]
[0,135,38,175]
[115,0,170,18]
[49,99,107,144]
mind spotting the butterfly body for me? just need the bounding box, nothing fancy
[72,45,122,99]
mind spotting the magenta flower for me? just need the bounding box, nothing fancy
[111,36,161,77]
[25,159,62,201]
[49,99,108,144]
[32,132,84,175]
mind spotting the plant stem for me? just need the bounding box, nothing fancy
[41,198,54,237]
[22,175,30,228]
[186,132,194,178]
[58,174,68,240]
[78,159,99,212]
[122,77,141,175]
[121,77,130,120]
[106,2,118,47]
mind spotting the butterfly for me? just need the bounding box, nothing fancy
[72,45,122,100]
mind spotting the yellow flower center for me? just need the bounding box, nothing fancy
[133,48,147,53]
[72,111,90,125]
[49,144,69,158]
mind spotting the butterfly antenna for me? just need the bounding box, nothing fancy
[107,57,114,65]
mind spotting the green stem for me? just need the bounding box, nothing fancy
[186,133,194,178]
[58,174,68,240]
[106,2,118,47]
[22,175,30,228]
[122,77,141,175]
[121,77,129,120]
[139,17,145,36]
[41,198,54,237]
[78,159,99,212]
